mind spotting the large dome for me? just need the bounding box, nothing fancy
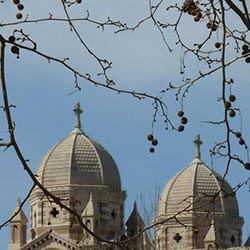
[157,135,239,217]
[37,103,121,190]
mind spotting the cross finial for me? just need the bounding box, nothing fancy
[73,102,83,129]
[17,197,21,206]
[193,134,202,159]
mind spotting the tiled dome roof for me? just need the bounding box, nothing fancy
[157,135,239,217]
[37,103,121,190]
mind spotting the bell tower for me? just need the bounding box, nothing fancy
[8,198,28,250]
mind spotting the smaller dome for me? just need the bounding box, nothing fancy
[157,135,239,217]
[37,103,121,190]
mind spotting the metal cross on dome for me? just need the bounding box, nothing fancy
[194,134,202,159]
[73,102,83,129]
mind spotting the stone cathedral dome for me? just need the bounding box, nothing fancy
[157,135,239,217]
[37,102,121,190]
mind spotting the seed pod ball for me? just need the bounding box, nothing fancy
[181,117,188,124]
[149,147,155,153]
[245,57,250,63]
[229,110,236,118]
[177,110,184,117]
[147,134,154,141]
[229,95,236,102]
[242,44,249,51]
[152,139,158,146]
[239,138,245,145]
[178,125,185,132]
[242,49,250,56]
[215,42,221,48]
[191,9,197,16]
[194,16,200,22]
[17,4,24,10]
[245,163,250,170]
[211,24,218,31]
[235,132,241,138]
[11,45,19,54]
[8,36,16,43]
[206,22,212,29]
[16,13,23,19]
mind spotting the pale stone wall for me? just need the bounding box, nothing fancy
[29,183,126,246]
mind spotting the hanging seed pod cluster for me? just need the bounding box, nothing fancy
[147,134,158,153]
[8,35,19,58]
[13,0,24,20]
[177,110,188,132]
[242,44,250,63]
[182,0,203,22]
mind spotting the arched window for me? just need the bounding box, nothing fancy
[12,225,18,243]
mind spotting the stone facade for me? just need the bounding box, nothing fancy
[7,107,250,250]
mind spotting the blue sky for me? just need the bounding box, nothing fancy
[1,0,250,249]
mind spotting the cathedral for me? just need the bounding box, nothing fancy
[7,103,250,250]
[153,135,249,250]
